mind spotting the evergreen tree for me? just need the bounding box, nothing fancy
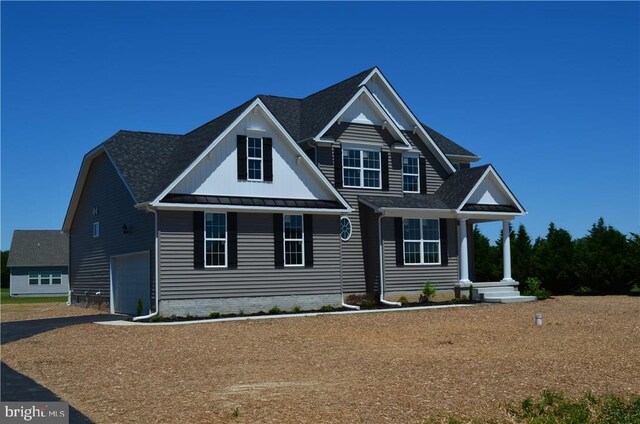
[574,218,630,294]
[531,223,575,294]
[512,224,533,282]
[473,226,500,281]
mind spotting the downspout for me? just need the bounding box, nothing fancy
[133,208,160,321]
[340,215,359,310]
[379,214,401,307]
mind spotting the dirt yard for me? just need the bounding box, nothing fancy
[2,296,639,423]
[1,303,107,322]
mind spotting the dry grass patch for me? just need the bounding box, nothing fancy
[1,303,107,322]
[2,296,639,423]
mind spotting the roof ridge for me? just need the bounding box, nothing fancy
[184,96,258,137]
[257,94,302,101]
[302,67,375,100]
[117,129,183,137]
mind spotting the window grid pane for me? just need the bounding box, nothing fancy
[403,175,419,192]
[343,149,381,188]
[284,214,304,266]
[403,218,441,265]
[205,213,227,267]
[403,156,419,192]
[29,273,38,285]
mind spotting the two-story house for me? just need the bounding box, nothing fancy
[62,67,529,318]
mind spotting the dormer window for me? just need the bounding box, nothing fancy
[247,137,263,181]
[343,148,381,189]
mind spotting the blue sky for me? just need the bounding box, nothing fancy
[2,1,639,250]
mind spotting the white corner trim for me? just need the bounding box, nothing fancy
[455,166,526,214]
[150,99,352,213]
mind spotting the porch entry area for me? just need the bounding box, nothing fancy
[111,251,151,315]
[458,219,535,303]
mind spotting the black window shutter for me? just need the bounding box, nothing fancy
[395,217,404,267]
[333,147,343,188]
[304,214,314,268]
[193,211,204,269]
[419,157,427,194]
[263,137,273,182]
[237,135,247,181]
[273,214,284,268]
[439,218,448,266]
[381,151,389,191]
[227,212,238,269]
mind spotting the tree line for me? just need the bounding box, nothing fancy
[474,217,640,294]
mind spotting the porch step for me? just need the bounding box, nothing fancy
[470,282,536,303]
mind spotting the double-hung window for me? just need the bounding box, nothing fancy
[402,155,419,193]
[343,148,381,189]
[283,214,304,266]
[29,273,39,285]
[403,218,440,265]
[247,137,263,181]
[52,273,62,285]
[205,212,227,267]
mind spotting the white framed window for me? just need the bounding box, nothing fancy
[403,218,440,265]
[29,273,39,285]
[340,217,352,241]
[205,212,227,267]
[247,137,263,181]
[402,154,419,193]
[52,272,62,285]
[40,273,51,285]
[284,214,304,266]
[93,221,100,238]
[343,148,381,189]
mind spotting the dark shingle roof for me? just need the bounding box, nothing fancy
[7,230,69,267]
[360,165,490,211]
[96,68,478,205]
[421,123,477,157]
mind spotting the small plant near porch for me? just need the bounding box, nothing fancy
[419,281,436,303]
[521,277,551,300]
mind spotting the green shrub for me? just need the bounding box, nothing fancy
[230,406,240,418]
[149,314,164,323]
[319,305,335,312]
[208,312,221,319]
[238,309,244,317]
[268,306,281,314]
[398,295,409,306]
[629,284,640,297]
[575,285,596,296]
[136,298,143,316]
[185,313,193,320]
[292,305,301,313]
[522,277,551,300]
[419,281,436,303]
[360,298,375,309]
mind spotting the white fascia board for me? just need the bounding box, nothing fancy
[361,68,457,174]
[455,166,526,214]
[457,211,526,220]
[447,154,481,163]
[150,98,352,213]
[380,208,458,219]
[312,87,412,148]
[154,203,349,215]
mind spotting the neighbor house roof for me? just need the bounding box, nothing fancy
[7,230,69,267]
[73,67,480,216]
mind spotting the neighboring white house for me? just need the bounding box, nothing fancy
[7,230,69,296]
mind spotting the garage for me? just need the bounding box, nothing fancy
[111,251,150,315]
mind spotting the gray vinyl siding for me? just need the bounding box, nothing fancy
[158,211,341,300]
[9,266,69,296]
[69,152,155,298]
[382,218,459,291]
[404,131,449,194]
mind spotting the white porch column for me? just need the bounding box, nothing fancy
[501,220,515,283]
[458,218,471,285]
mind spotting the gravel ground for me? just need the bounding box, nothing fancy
[2,296,639,423]
[1,303,107,322]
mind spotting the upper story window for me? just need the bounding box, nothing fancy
[403,218,440,265]
[247,137,263,181]
[284,214,304,266]
[343,148,381,189]
[402,155,419,193]
[205,212,227,267]
[93,221,100,238]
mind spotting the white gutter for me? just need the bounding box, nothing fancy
[378,214,401,307]
[339,216,360,310]
[133,208,160,321]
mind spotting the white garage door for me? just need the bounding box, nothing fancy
[112,252,150,315]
